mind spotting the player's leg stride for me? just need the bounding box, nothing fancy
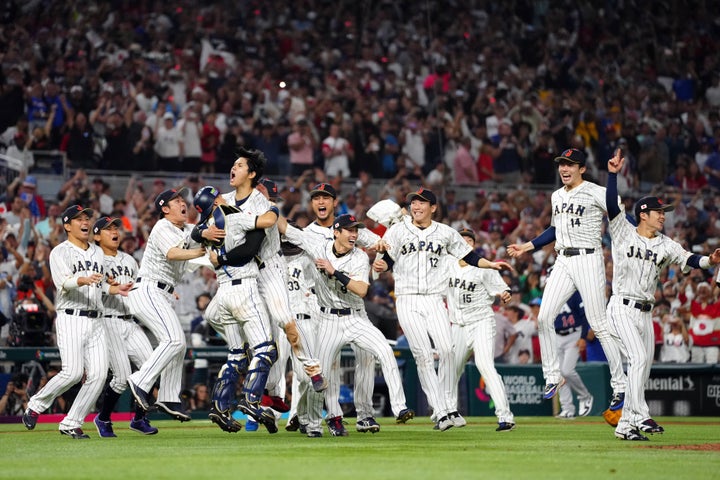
[236,340,279,434]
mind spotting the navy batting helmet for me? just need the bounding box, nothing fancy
[194,186,220,224]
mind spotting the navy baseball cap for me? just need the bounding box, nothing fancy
[62,205,94,224]
[259,178,279,199]
[554,148,586,167]
[458,228,476,241]
[406,187,437,205]
[310,183,337,199]
[92,216,122,234]
[634,196,674,219]
[333,214,366,230]
[155,187,189,215]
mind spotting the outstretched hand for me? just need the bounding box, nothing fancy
[491,261,515,272]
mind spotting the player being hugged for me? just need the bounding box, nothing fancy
[22,205,132,439]
[373,187,512,431]
[126,188,206,423]
[279,213,415,437]
[606,151,720,441]
[192,185,278,434]
[507,149,627,411]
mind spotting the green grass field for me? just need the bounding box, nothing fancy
[3,416,719,480]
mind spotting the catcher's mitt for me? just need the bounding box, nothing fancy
[603,408,621,427]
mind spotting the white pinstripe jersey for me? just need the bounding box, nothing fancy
[137,218,199,287]
[222,189,280,260]
[550,181,606,250]
[301,221,380,289]
[206,208,259,285]
[382,217,471,295]
[49,240,106,311]
[101,250,137,316]
[284,224,368,310]
[445,259,509,325]
[608,211,691,303]
[285,253,314,316]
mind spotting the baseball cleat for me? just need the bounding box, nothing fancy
[609,392,625,411]
[307,430,323,438]
[436,416,454,432]
[356,417,381,433]
[128,381,152,411]
[555,410,575,419]
[93,416,117,438]
[395,408,415,424]
[542,379,565,400]
[22,408,39,430]
[578,395,594,417]
[286,414,300,432]
[449,411,467,428]
[310,374,328,393]
[129,416,159,435]
[60,427,90,439]
[638,419,664,434]
[155,401,191,422]
[326,416,349,436]
[496,422,516,432]
[615,428,649,441]
[208,408,242,433]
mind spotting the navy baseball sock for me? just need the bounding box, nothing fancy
[98,388,122,421]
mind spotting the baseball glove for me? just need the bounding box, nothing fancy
[602,408,621,427]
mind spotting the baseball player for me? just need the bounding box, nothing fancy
[282,237,324,435]
[220,148,326,397]
[553,291,594,419]
[92,217,158,437]
[126,188,206,422]
[301,183,383,434]
[22,205,132,439]
[446,228,516,432]
[373,187,512,431]
[192,185,278,434]
[279,213,414,437]
[507,148,627,411]
[606,152,720,441]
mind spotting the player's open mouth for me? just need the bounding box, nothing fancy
[318,206,327,214]
[111,235,118,241]
[80,227,89,233]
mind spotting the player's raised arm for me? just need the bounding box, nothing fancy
[606,149,624,221]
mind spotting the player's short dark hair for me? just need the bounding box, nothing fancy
[235,147,267,188]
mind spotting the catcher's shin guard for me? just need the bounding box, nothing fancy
[211,348,249,412]
[242,340,277,403]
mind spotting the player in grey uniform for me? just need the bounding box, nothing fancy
[606,152,720,440]
[192,185,278,434]
[507,148,627,411]
[220,148,326,396]
[126,188,206,422]
[446,228,516,432]
[280,213,415,437]
[91,217,158,437]
[22,205,131,439]
[301,183,383,434]
[373,188,512,431]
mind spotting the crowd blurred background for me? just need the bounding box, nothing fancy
[0,0,719,408]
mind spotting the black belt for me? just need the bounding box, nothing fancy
[231,279,244,285]
[64,309,101,318]
[320,307,353,316]
[560,248,595,256]
[136,278,174,295]
[556,328,579,336]
[296,314,311,320]
[104,314,134,320]
[622,298,653,312]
